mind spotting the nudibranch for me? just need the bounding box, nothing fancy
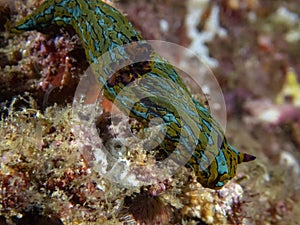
[12,0,255,189]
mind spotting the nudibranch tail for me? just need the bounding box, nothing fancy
[240,153,256,163]
[11,0,58,33]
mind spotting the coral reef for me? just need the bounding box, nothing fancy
[1,0,300,224]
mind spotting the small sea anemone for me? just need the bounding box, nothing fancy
[120,192,172,225]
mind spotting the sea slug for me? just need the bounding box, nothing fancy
[12,0,255,189]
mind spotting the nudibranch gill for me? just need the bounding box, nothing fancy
[12,0,255,189]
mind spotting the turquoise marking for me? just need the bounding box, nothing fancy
[216,150,229,175]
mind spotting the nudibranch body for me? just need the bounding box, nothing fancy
[12,0,255,189]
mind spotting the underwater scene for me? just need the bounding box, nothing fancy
[0,0,300,224]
